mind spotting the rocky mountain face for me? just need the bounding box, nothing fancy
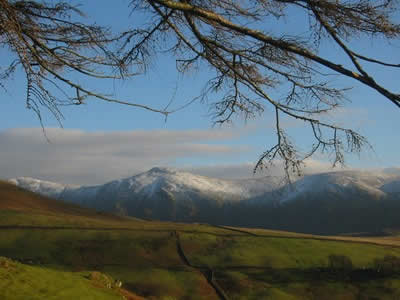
[10,168,400,235]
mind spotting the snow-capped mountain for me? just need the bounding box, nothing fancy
[278,170,396,202]
[112,167,280,199]
[10,167,281,200]
[10,168,400,209]
[9,168,400,234]
[245,170,400,235]
[9,167,283,219]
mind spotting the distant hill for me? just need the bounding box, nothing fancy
[9,168,400,235]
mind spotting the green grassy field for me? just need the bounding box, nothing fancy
[2,181,400,299]
[0,257,123,300]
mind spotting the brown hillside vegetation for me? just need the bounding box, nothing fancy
[0,180,98,214]
[0,180,134,227]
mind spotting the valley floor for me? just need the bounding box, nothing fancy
[2,217,400,299]
[2,182,400,299]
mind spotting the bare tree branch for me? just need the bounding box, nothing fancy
[0,0,171,124]
[1,0,399,179]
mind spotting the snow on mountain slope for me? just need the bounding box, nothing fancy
[122,167,278,199]
[9,168,400,210]
[9,177,78,199]
[277,170,398,203]
[125,167,246,197]
[9,167,282,204]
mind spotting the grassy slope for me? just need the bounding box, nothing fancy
[2,181,400,299]
[0,180,139,228]
[0,257,123,300]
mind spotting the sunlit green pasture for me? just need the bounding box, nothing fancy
[2,182,400,299]
[0,257,122,300]
[180,232,400,269]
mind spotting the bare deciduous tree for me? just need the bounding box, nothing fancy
[0,0,169,125]
[1,0,399,178]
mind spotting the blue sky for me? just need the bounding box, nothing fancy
[0,1,399,184]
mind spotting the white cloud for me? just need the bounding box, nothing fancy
[0,127,250,185]
[0,127,350,186]
[185,159,337,179]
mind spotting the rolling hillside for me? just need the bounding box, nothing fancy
[0,180,87,213]
[2,181,400,299]
[0,180,139,229]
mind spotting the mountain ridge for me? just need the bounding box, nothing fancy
[10,167,284,203]
[9,168,400,234]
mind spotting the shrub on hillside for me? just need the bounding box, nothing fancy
[373,255,400,275]
[0,257,16,269]
[328,254,353,272]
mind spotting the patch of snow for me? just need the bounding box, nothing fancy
[278,170,398,203]
[8,177,78,198]
[124,167,278,199]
